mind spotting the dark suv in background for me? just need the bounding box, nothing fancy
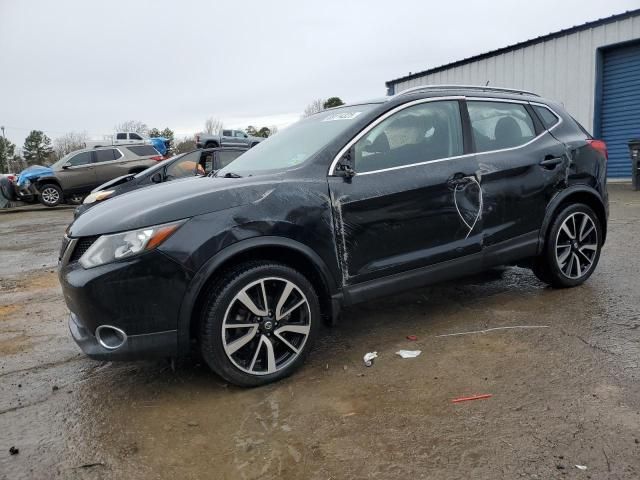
[59,85,608,387]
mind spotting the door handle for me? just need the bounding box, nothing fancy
[539,155,563,169]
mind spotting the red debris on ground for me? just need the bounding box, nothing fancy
[451,394,493,403]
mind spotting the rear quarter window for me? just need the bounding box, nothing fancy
[533,105,560,130]
[126,145,159,157]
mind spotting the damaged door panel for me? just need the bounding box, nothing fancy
[328,99,482,284]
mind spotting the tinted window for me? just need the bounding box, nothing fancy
[467,101,536,152]
[533,105,560,129]
[354,100,463,173]
[222,130,232,137]
[66,151,92,166]
[116,133,126,140]
[129,133,143,140]
[126,145,159,157]
[94,149,121,163]
[165,155,204,180]
[217,150,243,169]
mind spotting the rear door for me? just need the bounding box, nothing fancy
[92,148,125,184]
[220,130,234,147]
[328,98,481,284]
[57,151,96,191]
[466,98,568,249]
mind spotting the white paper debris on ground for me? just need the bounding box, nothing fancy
[435,325,550,337]
[575,465,588,471]
[363,352,378,367]
[395,350,422,358]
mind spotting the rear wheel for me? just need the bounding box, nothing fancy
[204,142,219,149]
[533,203,602,288]
[39,184,62,207]
[199,262,320,387]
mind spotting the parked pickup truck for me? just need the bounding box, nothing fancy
[196,129,264,149]
[87,132,170,156]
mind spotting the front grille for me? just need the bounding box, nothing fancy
[69,236,99,263]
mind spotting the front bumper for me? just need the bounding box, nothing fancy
[59,247,192,360]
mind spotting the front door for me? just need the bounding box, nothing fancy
[58,151,96,192]
[328,99,482,285]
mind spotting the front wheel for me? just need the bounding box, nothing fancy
[533,203,602,288]
[39,184,62,207]
[199,262,320,387]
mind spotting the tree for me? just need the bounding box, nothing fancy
[246,126,275,138]
[204,118,223,135]
[245,125,258,136]
[268,125,278,136]
[323,97,345,109]
[23,130,53,166]
[257,127,271,138]
[174,137,197,154]
[0,137,16,173]
[53,131,88,159]
[114,120,149,136]
[303,98,325,117]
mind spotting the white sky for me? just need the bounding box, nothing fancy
[1,0,638,145]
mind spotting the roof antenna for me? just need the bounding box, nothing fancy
[485,80,490,86]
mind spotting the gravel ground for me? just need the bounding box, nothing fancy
[1,185,639,480]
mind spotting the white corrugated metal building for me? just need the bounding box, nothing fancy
[385,9,640,178]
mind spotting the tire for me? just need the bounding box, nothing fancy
[0,177,15,201]
[204,142,219,149]
[199,261,320,387]
[534,203,602,288]
[39,183,62,207]
[249,142,259,148]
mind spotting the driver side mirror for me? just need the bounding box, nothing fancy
[335,147,355,180]
[151,172,163,183]
[62,164,71,169]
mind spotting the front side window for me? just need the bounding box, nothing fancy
[354,100,464,173]
[129,133,143,140]
[467,101,536,152]
[234,131,246,138]
[66,151,92,166]
[165,154,204,180]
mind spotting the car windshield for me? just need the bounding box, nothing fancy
[50,152,76,170]
[216,104,378,175]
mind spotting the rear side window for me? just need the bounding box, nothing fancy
[467,101,536,152]
[354,100,464,173]
[126,145,159,157]
[533,105,560,129]
[116,133,126,140]
[217,150,243,169]
[66,151,92,166]
[222,130,232,137]
[94,149,121,163]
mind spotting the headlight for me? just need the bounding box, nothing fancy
[79,220,184,268]
[83,190,115,204]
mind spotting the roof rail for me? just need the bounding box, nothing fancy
[395,84,540,97]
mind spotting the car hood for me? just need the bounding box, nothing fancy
[68,175,280,237]
[17,165,53,187]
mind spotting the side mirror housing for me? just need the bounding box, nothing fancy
[335,148,355,180]
[62,164,70,169]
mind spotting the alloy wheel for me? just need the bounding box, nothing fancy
[222,277,311,375]
[554,212,598,279]
[41,187,60,205]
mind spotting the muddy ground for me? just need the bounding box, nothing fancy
[1,187,639,480]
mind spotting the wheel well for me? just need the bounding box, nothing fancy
[189,246,333,341]
[547,191,607,245]
[36,179,61,190]
[204,141,219,148]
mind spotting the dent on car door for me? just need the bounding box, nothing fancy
[467,99,568,248]
[57,151,96,191]
[328,99,482,285]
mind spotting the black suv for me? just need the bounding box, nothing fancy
[59,86,608,387]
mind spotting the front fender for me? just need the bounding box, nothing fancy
[175,236,338,354]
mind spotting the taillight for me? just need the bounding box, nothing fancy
[150,155,164,161]
[587,139,608,160]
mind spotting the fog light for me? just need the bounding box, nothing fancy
[95,325,127,350]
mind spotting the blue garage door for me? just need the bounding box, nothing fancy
[601,43,640,178]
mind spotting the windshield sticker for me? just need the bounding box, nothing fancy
[321,112,362,122]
